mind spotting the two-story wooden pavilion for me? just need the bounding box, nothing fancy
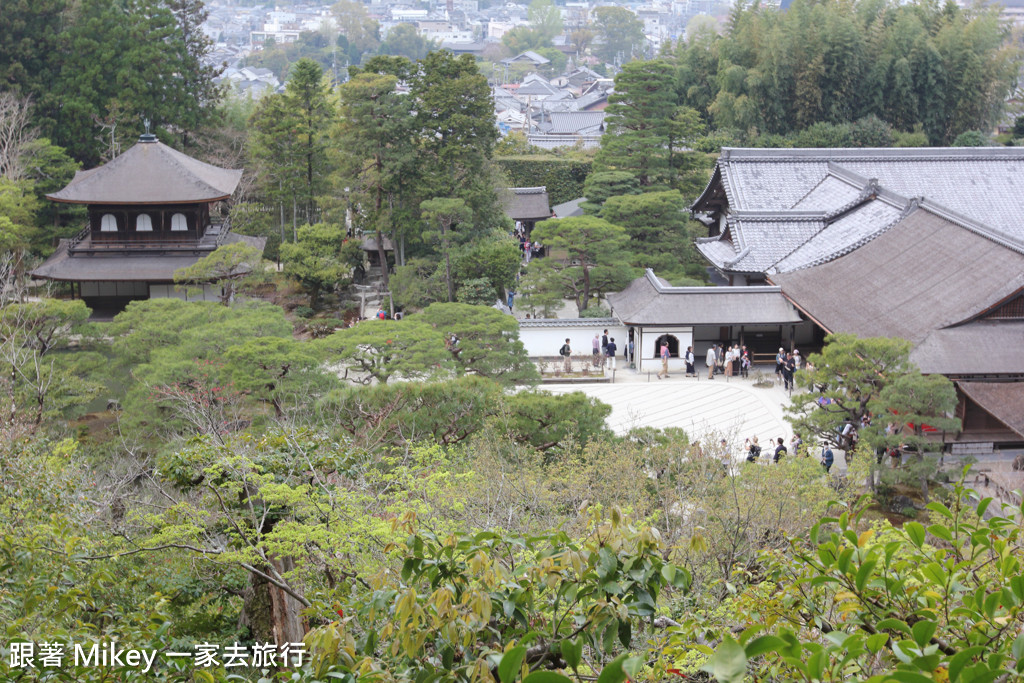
[30,132,257,312]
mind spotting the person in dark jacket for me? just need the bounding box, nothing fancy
[820,443,834,472]
[773,437,787,463]
[605,337,617,371]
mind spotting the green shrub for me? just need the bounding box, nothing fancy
[578,306,608,318]
[495,156,592,205]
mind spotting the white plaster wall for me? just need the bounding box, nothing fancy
[518,323,628,359]
[149,283,221,302]
[635,327,693,373]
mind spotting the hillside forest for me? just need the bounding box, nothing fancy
[2,0,1024,681]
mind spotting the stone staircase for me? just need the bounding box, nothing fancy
[352,267,389,319]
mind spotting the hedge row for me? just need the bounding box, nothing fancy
[495,156,592,207]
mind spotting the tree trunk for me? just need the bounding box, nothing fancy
[241,556,307,646]
[580,264,591,310]
[375,228,390,289]
[442,225,453,303]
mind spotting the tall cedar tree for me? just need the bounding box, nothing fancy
[596,61,706,193]
[409,52,501,234]
[335,71,418,287]
[249,59,334,235]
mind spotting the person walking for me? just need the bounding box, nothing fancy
[592,333,601,368]
[601,329,609,358]
[724,345,734,377]
[706,345,717,379]
[628,338,635,366]
[605,337,617,371]
[559,338,572,372]
[684,346,695,376]
[657,341,671,379]
[740,349,751,378]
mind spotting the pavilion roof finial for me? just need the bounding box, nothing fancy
[139,118,157,143]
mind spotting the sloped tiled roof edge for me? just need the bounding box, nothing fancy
[520,317,620,328]
[718,146,1024,162]
[641,268,782,295]
[692,146,1024,215]
[768,202,912,275]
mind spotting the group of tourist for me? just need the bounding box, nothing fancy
[729,433,837,473]
[774,348,805,390]
[700,343,752,380]
[733,434,801,464]
[560,331,636,372]
[514,222,543,263]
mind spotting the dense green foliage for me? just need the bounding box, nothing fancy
[671,486,1024,682]
[493,157,592,206]
[523,216,633,311]
[1,0,221,164]
[0,294,1013,683]
[674,0,1018,145]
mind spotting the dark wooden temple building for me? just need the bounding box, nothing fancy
[31,132,258,312]
[686,147,1024,451]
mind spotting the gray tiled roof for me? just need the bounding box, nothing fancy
[552,197,585,218]
[790,173,864,211]
[728,215,824,272]
[31,232,267,282]
[504,186,551,220]
[911,322,1024,375]
[31,240,206,282]
[772,208,1024,349]
[607,269,802,325]
[575,90,608,110]
[547,111,605,135]
[526,134,603,150]
[516,79,560,97]
[520,317,619,328]
[701,147,1024,243]
[772,197,907,273]
[48,138,243,205]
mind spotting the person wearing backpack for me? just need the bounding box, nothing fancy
[745,436,762,462]
[559,338,572,372]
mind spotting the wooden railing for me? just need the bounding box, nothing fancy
[68,222,228,255]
